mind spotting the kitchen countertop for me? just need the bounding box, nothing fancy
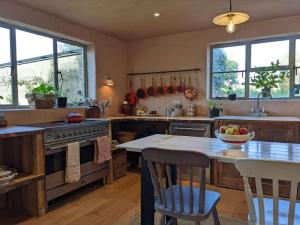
[88,116,215,122]
[88,115,300,123]
[0,126,45,139]
[117,134,300,163]
[216,116,300,122]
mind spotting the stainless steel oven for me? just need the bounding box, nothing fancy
[32,120,110,203]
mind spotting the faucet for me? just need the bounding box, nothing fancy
[251,91,271,117]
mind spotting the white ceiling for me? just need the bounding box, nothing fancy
[14,0,300,41]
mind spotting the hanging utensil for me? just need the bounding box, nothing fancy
[184,76,197,101]
[126,78,138,106]
[157,76,164,95]
[136,77,146,99]
[147,77,156,97]
[173,75,177,94]
[167,75,174,94]
[177,75,184,92]
[163,76,168,94]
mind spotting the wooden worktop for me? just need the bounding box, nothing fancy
[89,115,300,123]
[106,116,215,122]
[118,134,300,164]
[0,126,45,139]
[216,116,300,123]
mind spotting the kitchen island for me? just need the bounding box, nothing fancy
[118,134,300,225]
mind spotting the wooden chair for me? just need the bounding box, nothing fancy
[142,148,220,225]
[235,159,300,225]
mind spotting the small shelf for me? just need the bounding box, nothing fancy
[0,173,44,195]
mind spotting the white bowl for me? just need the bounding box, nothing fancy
[215,130,255,149]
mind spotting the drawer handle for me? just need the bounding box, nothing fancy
[173,127,206,131]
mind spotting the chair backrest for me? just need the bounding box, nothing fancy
[235,159,300,225]
[142,148,210,215]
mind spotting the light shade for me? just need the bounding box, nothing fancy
[104,76,114,86]
[213,12,250,26]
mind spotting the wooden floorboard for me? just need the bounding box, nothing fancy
[2,172,248,225]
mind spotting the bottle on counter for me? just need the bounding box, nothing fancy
[186,103,196,117]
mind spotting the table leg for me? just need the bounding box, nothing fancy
[141,156,155,225]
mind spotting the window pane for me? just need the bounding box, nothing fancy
[249,70,290,98]
[57,41,85,103]
[212,45,245,72]
[251,40,289,67]
[212,72,245,98]
[0,27,12,105]
[16,30,54,105]
[296,39,300,67]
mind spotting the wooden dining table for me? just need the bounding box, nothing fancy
[117,134,300,225]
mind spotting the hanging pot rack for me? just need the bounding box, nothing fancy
[127,68,201,76]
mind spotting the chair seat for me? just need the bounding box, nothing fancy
[252,197,300,225]
[155,185,220,217]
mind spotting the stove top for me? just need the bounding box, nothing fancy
[30,120,109,146]
[30,120,108,130]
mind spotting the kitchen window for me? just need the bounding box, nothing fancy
[0,23,87,107]
[210,35,300,99]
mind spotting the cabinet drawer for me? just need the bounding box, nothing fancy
[169,123,211,137]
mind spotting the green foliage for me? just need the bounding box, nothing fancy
[31,82,55,95]
[212,48,241,96]
[18,76,54,95]
[250,60,289,91]
[0,96,3,100]
[207,100,223,111]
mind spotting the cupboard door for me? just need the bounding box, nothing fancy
[215,161,246,190]
[253,123,299,143]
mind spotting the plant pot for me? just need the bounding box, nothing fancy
[228,93,237,101]
[261,87,271,98]
[57,97,67,108]
[209,108,220,118]
[86,106,101,118]
[25,93,56,109]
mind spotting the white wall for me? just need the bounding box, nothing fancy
[127,16,300,116]
[0,0,127,125]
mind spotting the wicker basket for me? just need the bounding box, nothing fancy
[112,148,127,180]
[26,93,57,109]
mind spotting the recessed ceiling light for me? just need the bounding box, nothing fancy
[153,12,160,17]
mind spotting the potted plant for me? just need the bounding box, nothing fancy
[208,100,223,118]
[226,87,237,101]
[25,82,57,109]
[57,72,68,108]
[250,60,289,98]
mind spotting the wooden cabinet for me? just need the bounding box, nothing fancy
[215,120,300,143]
[213,120,300,197]
[0,129,46,220]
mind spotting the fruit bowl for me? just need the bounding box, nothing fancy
[215,125,255,148]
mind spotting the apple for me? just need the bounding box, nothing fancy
[239,127,249,135]
[219,126,227,133]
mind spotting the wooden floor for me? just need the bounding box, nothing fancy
[4,172,248,225]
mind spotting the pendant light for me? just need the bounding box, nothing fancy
[213,0,249,33]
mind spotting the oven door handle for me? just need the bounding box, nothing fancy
[45,139,97,155]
